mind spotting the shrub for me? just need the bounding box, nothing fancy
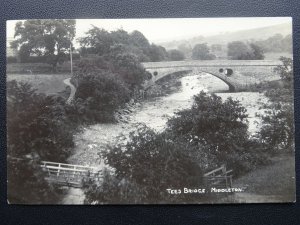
[101,126,204,203]
[258,57,294,152]
[7,80,74,161]
[74,70,131,123]
[167,91,265,175]
[7,158,60,204]
[7,80,75,203]
[84,169,147,204]
[108,46,149,88]
[259,104,294,152]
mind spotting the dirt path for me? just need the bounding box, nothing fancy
[63,78,76,104]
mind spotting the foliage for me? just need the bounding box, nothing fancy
[11,19,76,70]
[108,44,150,88]
[255,34,292,53]
[274,56,293,85]
[192,43,216,60]
[7,80,74,161]
[258,57,294,152]
[74,69,131,123]
[7,80,75,203]
[167,49,185,61]
[147,44,169,62]
[18,44,31,62]
[167,91,265,175]
[84,169,147,204]
[177,43,192,58]
[102,126,203,203]
[79,26,113,55]
[227,41,265,60]
[79,26,168,62]
[84,91,269,204]
[7,158,60,204]
[249,43,265,60]
[72,43,151,123]
[259,104,294,151]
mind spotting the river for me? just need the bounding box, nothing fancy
[62,71,269,204]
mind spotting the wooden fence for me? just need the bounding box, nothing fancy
[203,164,233,189]
[40,161,102,188]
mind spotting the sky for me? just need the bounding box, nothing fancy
[7,17,292,44]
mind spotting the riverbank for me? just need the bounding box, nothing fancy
[226,153,295,203]
[67,71,271,168]
[62,71,272,204]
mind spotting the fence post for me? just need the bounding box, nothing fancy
[57,163,61,177]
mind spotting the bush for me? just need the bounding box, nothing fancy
[7,80,75,203]
[258,57,294,152]
[84,169,147,204]
[74,70,131,123]
[167,91,265,175]
[7,158,60,204]
[100,126,204,203]
[7,81,74,162]
[259,104,294,152]
[108,46,149,88]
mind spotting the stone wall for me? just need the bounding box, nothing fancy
[143,60,282,91]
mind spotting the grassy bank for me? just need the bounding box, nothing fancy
[7,74,71,96]
[229,153,295,203]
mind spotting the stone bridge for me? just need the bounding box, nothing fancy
[142,60,282,92]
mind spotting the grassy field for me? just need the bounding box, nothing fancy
[229,153,295,203]
[264,52,293,60]
[7,74,71,95]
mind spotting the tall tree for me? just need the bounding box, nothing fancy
[130,30,150,48]
[227,41,251,60]
[227,41,265,60]
[167,49,185,61]
[11,19,76,70]
[192,43,216,60]
[250,43,265,60]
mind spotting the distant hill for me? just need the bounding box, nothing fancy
[159,23,292,49]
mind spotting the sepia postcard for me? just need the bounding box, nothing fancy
[6,17,295,204]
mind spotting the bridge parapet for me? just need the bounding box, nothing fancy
[142,60,282,92]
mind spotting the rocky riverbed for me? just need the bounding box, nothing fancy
[63,71,269,204]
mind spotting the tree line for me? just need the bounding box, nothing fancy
[9,20,186,68]
[10,20,291,70]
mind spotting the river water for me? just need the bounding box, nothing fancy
[63,71,269,204]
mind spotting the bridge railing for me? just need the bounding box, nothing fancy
[40,161,102,187]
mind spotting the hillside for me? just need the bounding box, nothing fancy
[159,23,292,49]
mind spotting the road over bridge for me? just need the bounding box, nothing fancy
[142,60,282,92]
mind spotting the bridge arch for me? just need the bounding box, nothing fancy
[149,68,236,92]
[142,60,282,92]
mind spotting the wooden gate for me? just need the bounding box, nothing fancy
[203,164,233,189]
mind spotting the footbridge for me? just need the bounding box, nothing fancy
[142,60,282,92]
